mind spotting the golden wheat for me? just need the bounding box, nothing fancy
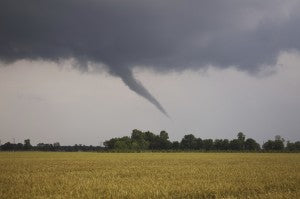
[0,152,299,198]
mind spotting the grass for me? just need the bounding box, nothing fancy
[0,152,299,198]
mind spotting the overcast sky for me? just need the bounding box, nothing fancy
[1,1,300,145]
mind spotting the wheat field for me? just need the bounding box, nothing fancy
[0,152,299,198]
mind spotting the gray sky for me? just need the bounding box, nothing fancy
[0,1,300,145]
[1,51,299,145]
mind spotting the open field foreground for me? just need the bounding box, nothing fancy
[0,152,299,199]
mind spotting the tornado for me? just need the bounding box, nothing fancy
[109,67,169,117]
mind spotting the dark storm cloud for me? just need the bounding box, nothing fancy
[1,0,300,115]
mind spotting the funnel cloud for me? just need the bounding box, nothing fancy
[1,0,300,115]
[110,67,169,117]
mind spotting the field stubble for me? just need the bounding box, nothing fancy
[0,152,299,198]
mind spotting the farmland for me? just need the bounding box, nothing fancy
[0,152,299,198]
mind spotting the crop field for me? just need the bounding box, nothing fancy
[0,152,299,198]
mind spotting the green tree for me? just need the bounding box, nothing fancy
[131,141,140,151]
[171,141,180,150]
[24,139,32,150]
[104,138,118,149]
[144,131,156,142]
[114,140,128,150]
[113,136,131,151]
[263,136,284,151]
[273,140,284,150]
[245,138,260,150]
[214,139,223,150]
[237,132,246,142]
[130,130,149,150]
[230,139,243,150]
[262,140,274,150]
[131,129,145,141]
[195,138,203,150]
[180,134,197,150]
[221,139,230,150]
[159,131,171,149]
[295,141,300,150]
[144,131,159,150]
[286,141,296,151]
[237,132,246,150]
[272,135,284,150]
[159,131,169,140]
[203,139,214,151]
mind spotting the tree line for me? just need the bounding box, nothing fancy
[0,139,103,152]
[103,130,300,152]
[1,130,299,152]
